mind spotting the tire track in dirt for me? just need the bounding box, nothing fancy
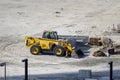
[0,35,79,67]
[0,35,25,65]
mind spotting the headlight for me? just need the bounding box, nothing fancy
[72,47,75,50]
[58,42,63,46]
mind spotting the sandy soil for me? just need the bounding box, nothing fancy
[0,0,120,79]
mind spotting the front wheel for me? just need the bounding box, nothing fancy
[30,45,42,55]
[53,46,65,57]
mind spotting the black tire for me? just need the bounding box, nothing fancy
[53,46,65,57]
[30,45,42,55]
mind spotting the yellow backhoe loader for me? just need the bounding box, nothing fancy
[24,31,83,58]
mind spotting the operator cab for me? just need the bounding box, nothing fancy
[42,31,58,40]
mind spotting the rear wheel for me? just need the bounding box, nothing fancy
[53,46,65,56]
[30,45,42,55]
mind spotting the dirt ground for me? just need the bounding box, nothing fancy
[0,0,120,79]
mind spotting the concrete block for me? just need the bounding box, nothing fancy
[113,70,120,76]
[98,77,110,80]
[85,78,98,80]
[78,70,92,78]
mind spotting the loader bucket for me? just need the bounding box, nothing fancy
[72,49,84,58]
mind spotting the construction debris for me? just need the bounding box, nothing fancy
[88,37,102,46]
[88,37,113,48]
[92,37,115,57]
[93,50,107,57]
[117,24,120,33]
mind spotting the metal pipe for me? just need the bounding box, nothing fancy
[108,61,113,80]
[4,63,6,80]
[0,62,6,80]
[22,59,28,80]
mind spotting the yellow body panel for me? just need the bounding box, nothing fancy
[25,36,73,55]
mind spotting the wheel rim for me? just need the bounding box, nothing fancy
[32,47,39,54]
[55,48,62,55]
